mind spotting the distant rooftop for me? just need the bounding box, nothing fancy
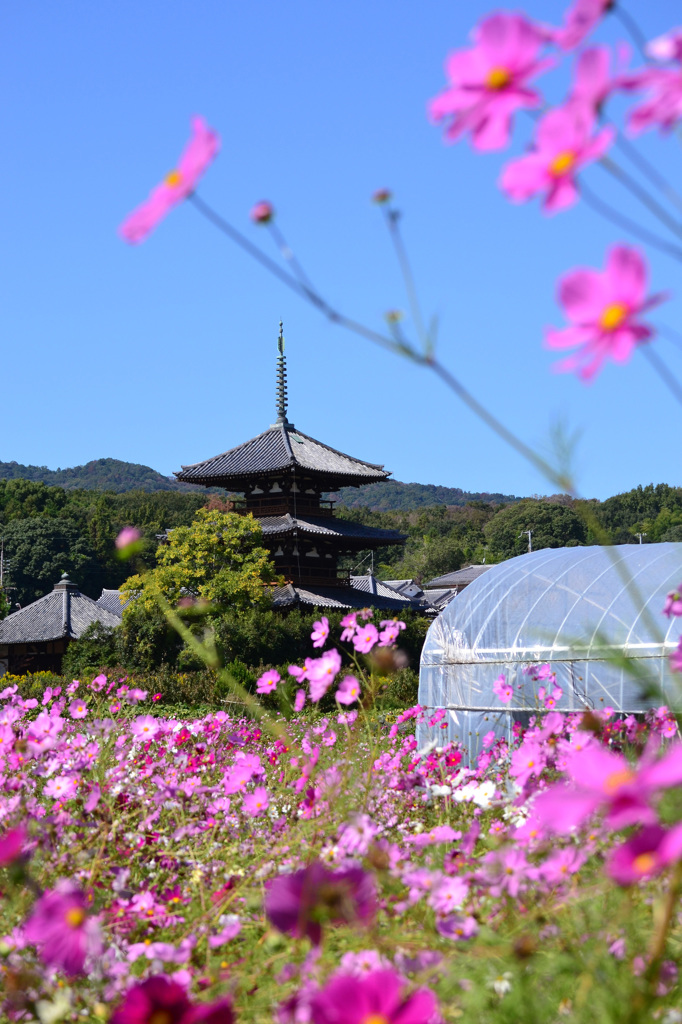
[426,564,494,589]
[0,575,121,644]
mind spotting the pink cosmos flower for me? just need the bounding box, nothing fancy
[570,44,629,116]
[130,715,160,741]
[607,823,682,886]
[256,669,281,695]
[243,786,270,817]
[44,775,79,801]
[265,862,376,945]
[311,616,330,648]
[436,913,479,941]
[69,699,88,719]
[500,104,613,213]
[115,526,142,550]
[250,200,274,224]
[353,623,379,654]
[340,612,358,642]
[294,688,306,712]
[670,639,682,673]
[0,825,26,866]
[429,12,552,151]
[548,0,613,52]
[311,969,437,1024]
[119,116,220,244]
[307,649,342,702]
[510,741,546,787]
[110,976,192,1024]
[24,880,101,975]
[647,28,682,63]
[545,245,667,380]
[336,676,361,706]
[664,586,682,617]
[493,673,513,703]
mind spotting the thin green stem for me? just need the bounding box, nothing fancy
[599,155,682,243]
[612,5,650,59]
[580,181,682,262]
[640,344,682,409]
[613,133,682,217]
[382,207,428,349]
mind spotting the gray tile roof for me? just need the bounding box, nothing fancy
[96,589,131,618]
[272,576,412,611]
[259,514,405,545]
[0,576,121,644]
[421,587,458,611]
[175,422,390,488]
[426,564,494,588]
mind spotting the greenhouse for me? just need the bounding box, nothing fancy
[418,543,682,760]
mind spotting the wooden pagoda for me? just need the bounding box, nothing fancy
[174,325,410,610]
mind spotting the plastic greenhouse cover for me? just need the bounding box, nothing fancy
[417,543,682,761]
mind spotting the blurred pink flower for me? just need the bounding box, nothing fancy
[265,862,376,945]
[545,245,667,380]
[115,526,141,550]
[607,823,682,885]
[647,27,682,63]
[294,688,306,712]
[493,673,513,703]
[119,117,220,244]
[110,976,192,1024]
[340,612,358,642]
[669,637,682,673]
[336,676,361,706]
[549,0,613,52]
[311,616,330,648]
[664,586,682,617]
[69,699,88,720]
[570,44,630,115]
[250,200,274,224]
[243,786,270,817]
[429,12,552,151]
[24,880,101,975]
[256,669,281,695]
[130,715,160,741]
[0,825,26,866]
[44,775,79,801]
[500,104,613,213]
[307,649,342,702]
[310,968,437,1024]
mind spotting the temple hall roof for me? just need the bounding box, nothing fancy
[0,575,121,645]
[272,575,412,611]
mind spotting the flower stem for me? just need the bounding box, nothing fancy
[580,181,682,263]
[381,206,428,349]
[640,344,682,409]
[599,156,682,243]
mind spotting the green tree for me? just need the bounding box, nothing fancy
[121,507,280,612]
[2,517,105,603]
[483,500,587,560]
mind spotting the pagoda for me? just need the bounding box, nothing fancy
[174,325,410,610]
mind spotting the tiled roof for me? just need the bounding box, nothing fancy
[96,590,131,618]
[259,514,405,545]
[175,422,390,488]
[0,576,121,644]
[426,564,494,588]
[272,576,412,611]
[421,587,458,611]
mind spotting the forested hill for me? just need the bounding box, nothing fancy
[0,459,203,493]
[332,481,520,511]
[0,458,519,508]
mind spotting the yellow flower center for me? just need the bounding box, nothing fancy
[165,169,182,187]
[633,852,657,875]
[599,303,629,331]
[486,66,511,90]
[149,1013,173,1024]
[362,1017,390,1024]
[549,150,576,177]
[65,907,85,928]
[604,768,634,793]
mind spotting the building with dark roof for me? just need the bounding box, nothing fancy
[174,325,407,609]
[0,574,121,676]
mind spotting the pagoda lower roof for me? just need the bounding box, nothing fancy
[259,514,405,545]
[272,578,412,611]
[174,421,390,488]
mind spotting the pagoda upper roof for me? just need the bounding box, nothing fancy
[259,513,405,545]
[175,421,391,489]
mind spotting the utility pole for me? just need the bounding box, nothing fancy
[636,532,647,545]
[519,530,533,553]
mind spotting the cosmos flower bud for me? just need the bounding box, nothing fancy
[372,188,393,204]
[250,200,275,224]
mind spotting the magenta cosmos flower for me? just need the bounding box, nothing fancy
[265,862,376,945]
[109,976,234,1024]
[119,116,220,244]
[664,585,682,617]
[0,825,26,866]
[256,669,280,695]
[545,245,667,380]
[623,33,682,135]
[311,616,330,649]
[549,0,613,52]
[24,880,101,975]
[607,823,682,886]
[336,676,361,706]
[493,673,513,703]
[115,526,141,550]
[310,969,438,1024]
[500,104,613,213]
[353,623,379,654]
[429,12,552,151]
[69,698,88,719]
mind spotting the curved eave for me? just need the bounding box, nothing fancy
[173,468,390,489]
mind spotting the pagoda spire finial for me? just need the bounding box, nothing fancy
[276,320,289,424]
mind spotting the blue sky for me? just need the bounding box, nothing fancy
[2,0,681,500]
